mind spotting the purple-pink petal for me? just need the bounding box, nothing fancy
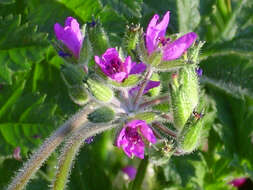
[146,11,170,54]
[139,123,157,144]
[163,32,197,61]
[122,166,137,180]
[130,62,147,75]
[54,17,83,58]
[95,48,145,83]
[116,120,157,159]
[229,178,247,187]
[143,80,160,94]
[102,48,119,63]
[129,80,160,96]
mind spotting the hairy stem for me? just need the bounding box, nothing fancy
[7,102,96,190]
[152,122,177,138]
[133,65,152,109]
[52,121,117,190]
[139,95,169,110]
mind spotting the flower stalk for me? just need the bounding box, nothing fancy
[7,102,96,190]
[52,121,117,190]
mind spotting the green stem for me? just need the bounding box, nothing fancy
[7,102,96,190]
[52,122,117,190]
[131,157,149,190]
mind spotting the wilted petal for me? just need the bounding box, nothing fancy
[13,147,21,161]
[85,136,94,144]
[163,32,197,61]
[122,166,137,180]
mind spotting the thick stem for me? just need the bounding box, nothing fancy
[52,122,117,190]
[139,95,169,110]
[133,65,152,109]
[7,102,96,190]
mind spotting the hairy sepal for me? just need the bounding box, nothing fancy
[170,66,199,130]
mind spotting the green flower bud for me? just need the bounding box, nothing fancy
[87,23,109,55]
[178,118,203,153]
[60,63,86,87]
[79,25,93,65]
[88,106,115,123]
[170,66,199,130]
[123,24,141,55]
[68,85,88,105]
[86,78,114,102]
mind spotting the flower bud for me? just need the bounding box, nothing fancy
[68,85,88,105]
[87,23,109,55]
[60,63,86,87]
[88,106,115,123]
[86,78,114,102]
[178,118,203,153]
[123,24,141,54]
[170,66,199,130]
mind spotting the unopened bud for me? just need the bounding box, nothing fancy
[88,106,115,123]
[68,85,88,105]
[86,78,114,102]
[60,63,86,87]
[170,66,199,130]
[178,118,203,153]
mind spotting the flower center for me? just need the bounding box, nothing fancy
[158,36,170,46]
[106,58,123,74]
[125,127,141,142]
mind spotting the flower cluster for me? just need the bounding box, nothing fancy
[55,10,202,160]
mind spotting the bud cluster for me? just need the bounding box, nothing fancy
[54,11,205,164]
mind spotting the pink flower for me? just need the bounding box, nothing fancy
[122,166,137,180]
[229,178,247,187]
[116,120,156,159]
[145,11,197,61]
[54,17,84,58]
[95,48,146,82]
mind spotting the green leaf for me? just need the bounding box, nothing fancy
[99,0,143,18]
[176,0,200,33]
[200,54,253,98]
[0,0,15,5]
[0,15,48,84]
[202,35,253,59]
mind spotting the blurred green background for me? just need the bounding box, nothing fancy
[0,0,253,189]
